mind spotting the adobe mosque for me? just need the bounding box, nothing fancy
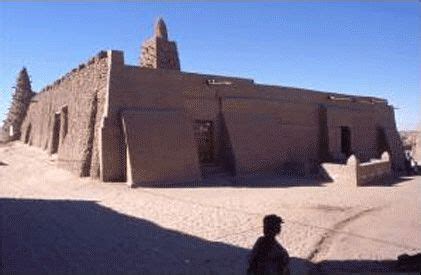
[3,18,405,186]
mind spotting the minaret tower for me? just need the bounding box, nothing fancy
[140,17,180,70]
[2,67,34,140]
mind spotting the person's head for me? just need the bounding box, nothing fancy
[263,214,284,237]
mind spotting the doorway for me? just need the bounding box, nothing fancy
[193,120,214,164]
[51,113,61,154]
[24,124,32,144]
[341,126,351,156]
[376,127,390,157]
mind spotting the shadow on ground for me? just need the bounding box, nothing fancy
[1,198,416,274]
[135,174,417,189]
[362,175,414,187]
[0,198,248,274]
[312,259,420,274]
[140,175,330,189]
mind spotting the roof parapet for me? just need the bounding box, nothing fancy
[37,50,109,94]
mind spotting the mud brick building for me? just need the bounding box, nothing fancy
[17,18,405,186]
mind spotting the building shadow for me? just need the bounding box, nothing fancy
[145,174,329,189]
[362,175,413,187]
[0,198,250,274]
[2,198,417,274]
[293,257,419,274]
[135,173,417,188]
[135,172,418,189]
[312,258,420,274]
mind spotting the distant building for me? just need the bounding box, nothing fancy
[400,130,419,153]
[17,18,405,186]
[414,126,421,162]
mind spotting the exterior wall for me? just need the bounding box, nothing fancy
[20,49,404,184]
[101,51,405,182]
[20,52,109,176]
[358,153,391,185]
[324,102,404,169]
[321,157,358,186]
[122,110,201,186]
[326,106,377,161]
[100,53,239,182]
[99,51,126,182]
[223,98,319,176]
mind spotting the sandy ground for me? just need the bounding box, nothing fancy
[1,142,420,274]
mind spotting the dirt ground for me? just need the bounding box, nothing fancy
[1,142,420,274]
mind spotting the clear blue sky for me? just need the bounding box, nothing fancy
[1,2,420,130]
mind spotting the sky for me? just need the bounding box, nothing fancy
[0,2,420,130]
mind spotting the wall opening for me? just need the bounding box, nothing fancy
[24,124,32,144]
[193,120,214,164]
[60,105,68,142]
[341,126,351,157]
[51,113,61,154]
[376,127,390,158]
[318,105,330,162]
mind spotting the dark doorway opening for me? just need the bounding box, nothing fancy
[193,120,214,164]
[376,127,390,157]
[51,113,61,154]
[341,126,351,157]
[24,124,31,144]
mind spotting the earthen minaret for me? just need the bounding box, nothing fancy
[2,67,34,140]
[140,18,180,70]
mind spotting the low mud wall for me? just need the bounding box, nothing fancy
[321,152,391,186]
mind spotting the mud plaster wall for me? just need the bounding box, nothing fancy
[222,98,319,176]
[321,159,358,186]
[122,110,201,185]
[358,153,391,186]
[20,52,109,176]
[100,52,404,180]
[325,104,405,169]
[15,44,405,183]
[321,153,391,186]
[101,57,244,181]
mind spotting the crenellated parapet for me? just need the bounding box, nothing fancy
[36,51,108,95]
[20,50,111,178]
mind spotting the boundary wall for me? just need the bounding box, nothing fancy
[321,152,391,186]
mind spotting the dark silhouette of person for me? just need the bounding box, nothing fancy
[247,214,290,275]
[397,252,421,271]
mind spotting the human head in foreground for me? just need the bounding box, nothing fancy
[263,214,284,237]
